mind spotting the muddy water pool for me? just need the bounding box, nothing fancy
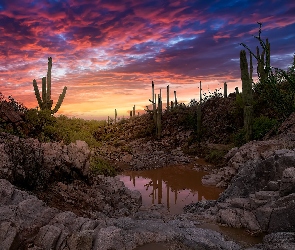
[119,162,222,214]
[119,161,264,249]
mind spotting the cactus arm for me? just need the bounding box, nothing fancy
[33,79,43,109]
[42,77,47,108]
[199,81,202,102]
[51,86,67,114]
[152,81,154,103]
[240,42,259,61]
[166,85,169,111]
[47,57,52,101]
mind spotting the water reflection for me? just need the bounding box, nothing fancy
[119,165,223,214]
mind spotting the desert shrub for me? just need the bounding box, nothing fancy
[90,156,116,176]
[204,149,227,164]
[253,56,295,121]
[252,116,278,140]
[23,111,105,146]
[233,128,246,147]
[202,88,223,102]
[54,115,105,147]
[24,109,57,141]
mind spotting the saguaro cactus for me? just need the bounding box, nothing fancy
[224,82,227,98]
[149,81,157,123]
[196,81,203,140]
[156,93,162,139]
[199,81,202,102]
[240,23,271,83]
[240,50,253,142]
[197,104,202,141]
[166,85,169,111]
[33,57,67,114]
[148,81,163,138]
[115,109,117,124]
[174,91,177,106]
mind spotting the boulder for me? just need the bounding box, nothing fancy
[0,132,91,190]
[262,232,295,250]
[187,142,295,235]
[280,167,295,196]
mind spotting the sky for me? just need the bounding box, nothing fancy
[0,0,295,120]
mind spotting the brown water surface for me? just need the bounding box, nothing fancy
[119,163,223,214]
[120,162,264,249]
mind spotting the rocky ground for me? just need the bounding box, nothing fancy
[0,132,241,250]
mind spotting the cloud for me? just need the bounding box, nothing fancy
[0,0,294,119]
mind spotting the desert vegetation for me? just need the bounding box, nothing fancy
[1,24,295,166]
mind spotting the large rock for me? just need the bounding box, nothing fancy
[187,139,295,235]
[219,149,295,200]
[280,167,295,196]
[261,232,295,250]
[0,132,91,190]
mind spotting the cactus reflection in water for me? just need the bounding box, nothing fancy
[120,163,223,214]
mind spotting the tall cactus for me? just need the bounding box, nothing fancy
[240,22,271,83]
[240,50,253,142]
[149,81,157,123]
[174,91,177,106]
[166,85,169,111]
[148,81,162,138]
[197,104,202,141]
[224,82,227,98]
[199,81,202,102]
[33,57,67,114]
[115,109,117,124]
[197,81,202,141]
[156,93,162,139]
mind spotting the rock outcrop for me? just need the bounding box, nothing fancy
[0,132,91,190]
[0,178,241,250]
[186,116,295,236]
[0,132,141,218]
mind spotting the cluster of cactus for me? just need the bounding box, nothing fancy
[33,57,67,114]
[239,23,271,142]
[128,105,136,118]
[240,22,271,83]
[149,82,162,138]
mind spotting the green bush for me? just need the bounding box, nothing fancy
[252,116,278,140]
[54,115,105,147]
[90,156,116,176]
[204,149,226,164]
[253,56,295,121]
[24,109,57,141]
[233,128,246,147]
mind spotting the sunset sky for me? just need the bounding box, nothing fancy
[1,0,295,120]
